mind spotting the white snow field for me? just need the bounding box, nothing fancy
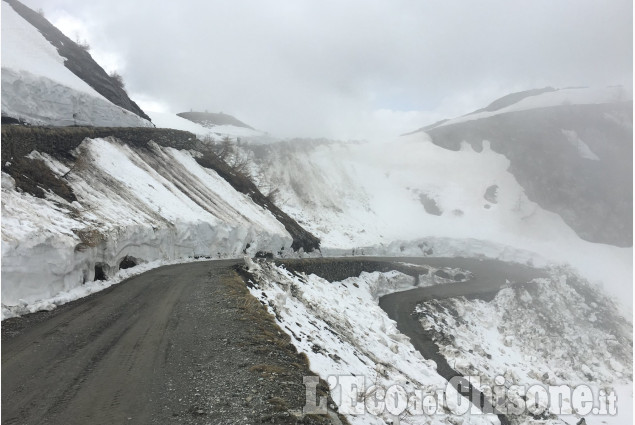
[1,2,152,127]
[233,133,632,314]
[1,137,292,318]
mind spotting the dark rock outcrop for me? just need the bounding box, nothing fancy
[484,185,499,204]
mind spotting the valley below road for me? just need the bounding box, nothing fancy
[2,257,545,425]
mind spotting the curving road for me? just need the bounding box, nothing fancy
[2,256,543,425]
[3,259,343,425]
[378,257,545,425]
[282,256,545,425]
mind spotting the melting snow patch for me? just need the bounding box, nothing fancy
[561,129,600,161]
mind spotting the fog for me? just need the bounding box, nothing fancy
[23,0,633,140]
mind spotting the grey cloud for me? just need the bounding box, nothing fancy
[22,0,633,139]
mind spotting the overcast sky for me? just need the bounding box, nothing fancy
[23,0,634,140]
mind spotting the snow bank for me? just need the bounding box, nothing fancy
[1,137,292,317]
[1,68,153,127]
[1,256,211,320]
[1,2,152,127]
[246,261,499,425]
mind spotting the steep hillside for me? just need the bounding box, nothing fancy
[415,86,633,247]
[1,126,319,317]
[236,89,632,309]
[1,0,151,126]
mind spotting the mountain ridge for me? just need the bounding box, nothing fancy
[422,100,633,247]
[177,111,254,130]
[3,0,151,122]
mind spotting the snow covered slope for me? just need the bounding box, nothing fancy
[1,130,296,317]
[246,261,500,425]
[237,96,632,311]
[416,271,633,425]
[1,1,152,127]
[244,258,632,424]
[247,260,632,425]
[424,86,632,130]
[419,87,633,248]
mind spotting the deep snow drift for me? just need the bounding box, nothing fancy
[1,2,152,127]
[1,136,292,318]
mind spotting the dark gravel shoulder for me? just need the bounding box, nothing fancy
[2,260,343,425]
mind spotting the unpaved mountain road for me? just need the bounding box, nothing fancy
[2,260,339,425]
[2,256,543,425]
[281,256,545,425]
[377,258,545,425]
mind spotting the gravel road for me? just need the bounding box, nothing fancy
[2,260,339,425]
[2,256,543,425]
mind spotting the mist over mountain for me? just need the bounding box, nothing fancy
[1,0,319,312]
[1,2,633,424]
[229,86,632,309]
[417,87,633,247]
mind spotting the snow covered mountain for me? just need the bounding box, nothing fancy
[234,87,632,310]
[1,2,631,423]
[1,126,321,317]
[0,0,319,316]
[416,86,633,248]
[1,0,151,127]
